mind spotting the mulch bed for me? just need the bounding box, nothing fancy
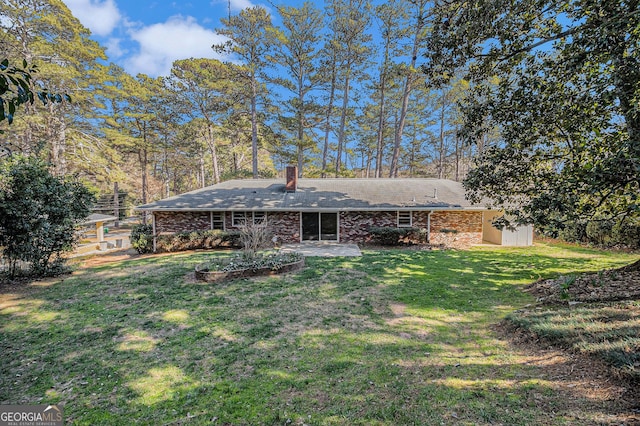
[524,259,640,304]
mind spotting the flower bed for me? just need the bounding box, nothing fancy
[194,252,304,283]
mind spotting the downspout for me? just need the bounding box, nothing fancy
[427,210,433,244]
[152,212,157,253]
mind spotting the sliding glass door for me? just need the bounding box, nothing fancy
[301,212,338,241]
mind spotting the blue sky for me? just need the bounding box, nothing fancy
[62,0,264,77]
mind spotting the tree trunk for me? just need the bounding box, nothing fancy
[139,147,149,224]
[335,72,351,177]
[251,71,259,178]
[455,130,460,182]
[114,182,119,227]
[206,124,221,184]
[297,72,306,178]
[322,54,338,178]
[438,97,446,179]
[47,105,67,176]
[375,37,390,178]
[199,154,206,188]
[388,1,426,178]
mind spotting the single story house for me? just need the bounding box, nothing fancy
[136,166,533,250]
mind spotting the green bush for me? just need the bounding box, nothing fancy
[156,230,241,253]
[586,220,615,246]
[0,155,94,277]
[203,251,303,272]
[130,227,242,254]
[369,227,422,246]
[611,219,640,249]
[556,221,588,244]
[130,224,153,254]
[548,217,640,250]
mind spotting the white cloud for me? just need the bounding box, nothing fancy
[104,37,126,58]
[231,0,254,10]
[210,0,255,13]
[125,15,229,77]
[64,0,121,37]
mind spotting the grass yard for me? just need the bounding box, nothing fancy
[0,243,638,425]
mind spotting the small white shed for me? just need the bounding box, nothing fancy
[482,211,533,246]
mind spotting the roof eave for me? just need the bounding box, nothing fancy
[136,206,489,212]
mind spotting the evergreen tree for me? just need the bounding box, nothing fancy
[214,6,275,179]
[271,2,324,177]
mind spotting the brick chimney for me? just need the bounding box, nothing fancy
[285,165,298,192]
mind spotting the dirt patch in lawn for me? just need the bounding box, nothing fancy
[494,322,640,425]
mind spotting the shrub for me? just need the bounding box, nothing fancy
[130,224,153,254]
[155,230,241,253]
[369,226,421,246]
[556,221,588,244]
[586,220,615,246]
[204,251,303,272]
[552,218,640,250]
[237,220,273,260]
[0,155,94,277]
[611,219,640,249]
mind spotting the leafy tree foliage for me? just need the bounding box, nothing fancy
[426,0,640,235]
[0,59,70,138]
[0,59,36,129]
[0,155,94,277]
[1,0,107,175]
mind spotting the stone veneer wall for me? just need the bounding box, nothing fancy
[154,211,299,244]
[154,210,484,247]
[269,212,301,243]
[429,211,483,247]
[223,211,300,244]
[154,211,210,234]
[340,211,397,243]
[341,211,438,243]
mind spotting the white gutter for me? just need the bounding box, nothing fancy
[427,210,433,243]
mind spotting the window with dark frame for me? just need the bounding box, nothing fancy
[232,211,246,227]
[253,211,266,225]
[212,212,224,230]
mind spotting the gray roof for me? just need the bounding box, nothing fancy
[136,178,485,212]
[82,213,118,224]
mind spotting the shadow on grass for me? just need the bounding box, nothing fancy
[507,302,640,379]
[0,244,637,424]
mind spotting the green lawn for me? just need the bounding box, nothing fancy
[0,243,637,425]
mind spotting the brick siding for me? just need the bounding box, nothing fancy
[267,212,300,244]
[429,211,483,248]
[340,211,396,243]
[154,211,210,234]
[153,209,483,247]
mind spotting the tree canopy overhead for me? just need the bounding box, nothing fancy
[426,0,640,231]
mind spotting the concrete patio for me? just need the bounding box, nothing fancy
[280,241,362,257]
